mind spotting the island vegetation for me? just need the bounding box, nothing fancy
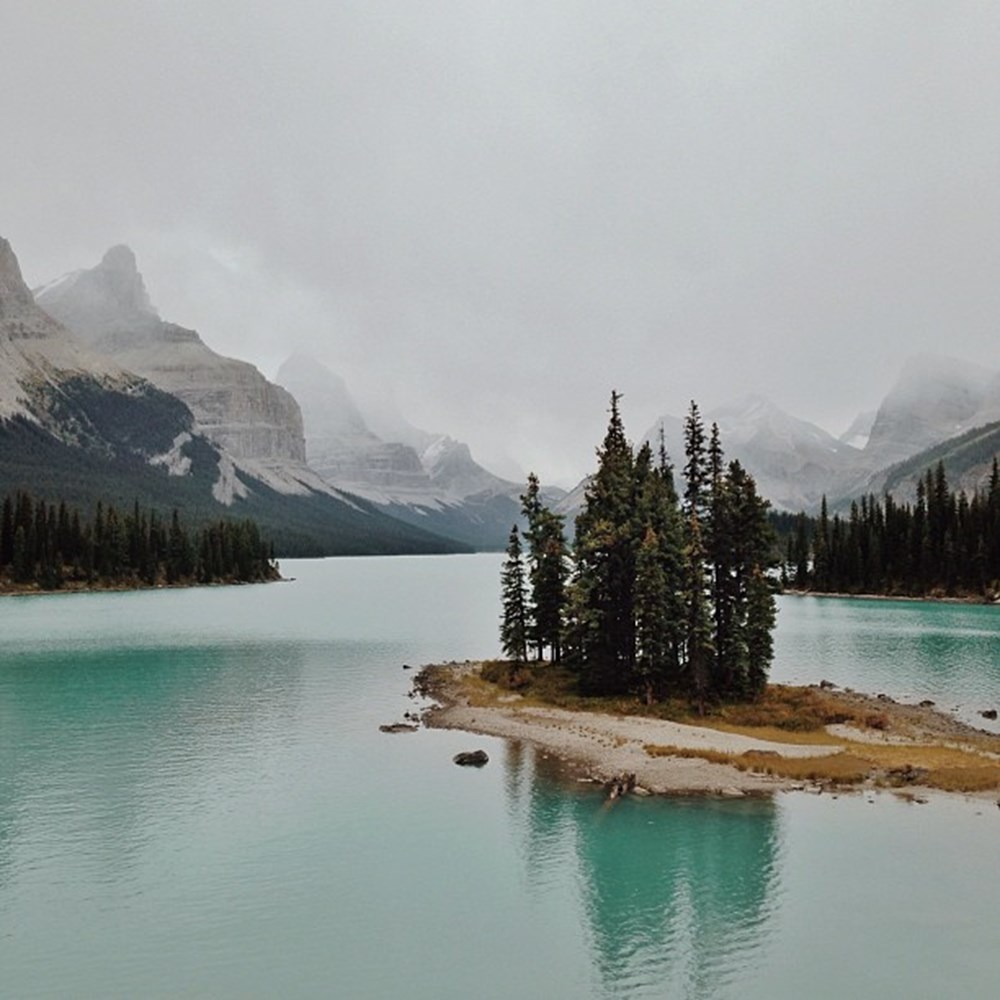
[0,491,280,594]
[501,393,777,708]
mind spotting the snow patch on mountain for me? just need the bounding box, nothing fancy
[149,431,194,477]
[35,247,339,499]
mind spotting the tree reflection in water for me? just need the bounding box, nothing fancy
[504,744,784,998]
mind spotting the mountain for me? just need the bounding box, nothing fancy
[276,354,548,548]
[835,418,1000,508]
[35,246,322,498]
[636,396,859,514]
[860,355,1000,470]
[825,355,1000,508]
[2,236,466,556]
[838,409,877,451]
[0,235,195,460]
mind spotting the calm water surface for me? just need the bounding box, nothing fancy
[1,555,998,999]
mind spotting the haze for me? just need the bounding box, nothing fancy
[5,1,1000,486]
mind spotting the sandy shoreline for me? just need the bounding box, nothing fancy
[415,662,1000,802]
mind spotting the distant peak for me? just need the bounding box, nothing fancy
[100,244,139,274]
[89,244,155,316]
[0,236,21,280]
[0,236,35,314]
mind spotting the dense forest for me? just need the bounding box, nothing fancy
[0,492,280,592]
[501,395,777,706]
[782,460,1000,599]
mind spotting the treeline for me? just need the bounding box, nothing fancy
[0,492,280,592]
[784,459,1000,598]
[501,395,777,705]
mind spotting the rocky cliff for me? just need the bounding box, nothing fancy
[276,354,531,548]
[0,236,192,457]
[36,247,319,494]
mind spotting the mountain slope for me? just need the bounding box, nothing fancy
[35,247,322,497]
[2,236,467,555]
[639,396,859,513]
[835,419,1000,507]
[861,355,998,470]
[276,354,531,548]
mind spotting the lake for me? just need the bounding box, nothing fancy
[1,554,998,998]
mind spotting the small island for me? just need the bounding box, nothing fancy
[417,395,1000,800]
[417,661,1000,798]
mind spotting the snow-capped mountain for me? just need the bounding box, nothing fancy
[859,355,1000,470]
[1,234,466,556]
[35,247,331,498]
[641,395,859,513]
[276,354,547,548]
[0,235,194,458]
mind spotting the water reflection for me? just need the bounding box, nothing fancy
[505,747,783,998]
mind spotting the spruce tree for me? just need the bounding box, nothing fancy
[499,524,529,664]
[570,391,637,693]
[520,474,568,662]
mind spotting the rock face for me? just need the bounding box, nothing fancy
[862,355,998,470]
[0,236,192,456]
[36,247,318,494]
[276,354,433,499]
[276,354,531,548]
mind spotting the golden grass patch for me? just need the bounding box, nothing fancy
[643,739,1000,791]
[644,743,872,783]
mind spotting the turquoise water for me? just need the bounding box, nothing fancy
[1,555,998,999]
[773,594,1000,733]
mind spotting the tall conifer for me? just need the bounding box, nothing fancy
[499,524,529,664]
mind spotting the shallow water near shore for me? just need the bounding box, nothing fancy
[1,554,998,998]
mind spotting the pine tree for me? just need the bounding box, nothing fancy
[499,524,529,664]
[745,565,776,698]
[520,474,568,662]
[634,525,670,704]
[683,513,714,711]
[570,391,637,693]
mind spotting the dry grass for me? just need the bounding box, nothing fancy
[644,744,873,783]
[643,739,1000,791]
[440,662,1000,794]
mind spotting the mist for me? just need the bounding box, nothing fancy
[5,1,1000,486]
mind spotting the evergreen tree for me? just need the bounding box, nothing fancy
[499,524,529,664]
[570,391,638,693]
[634,525,671,704]
[520,473,568,662]
[682,513,714,710]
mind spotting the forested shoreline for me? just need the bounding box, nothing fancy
[0,492,280,594]
[781,459,1000,600]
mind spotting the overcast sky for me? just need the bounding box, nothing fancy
[4,1,1000,485]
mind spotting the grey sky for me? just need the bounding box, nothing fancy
[5,1,1000,485]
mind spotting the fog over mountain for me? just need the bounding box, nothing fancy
[6,3,1000,487]
[276,354,549,549]
[36,247,332,500]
